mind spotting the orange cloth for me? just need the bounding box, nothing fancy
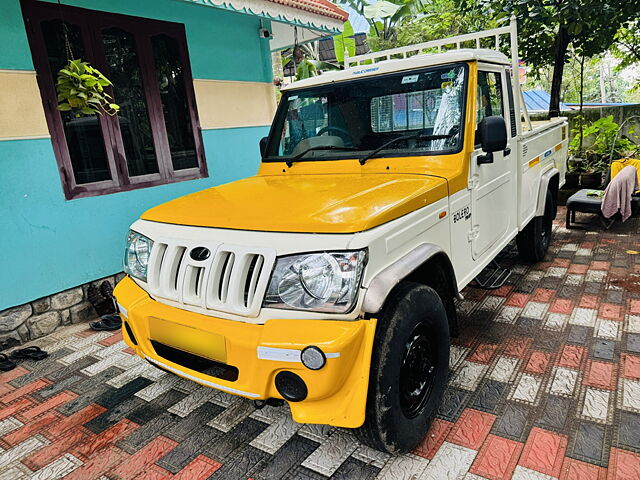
[611,158,640,191]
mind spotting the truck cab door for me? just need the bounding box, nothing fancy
[469,66,516,261]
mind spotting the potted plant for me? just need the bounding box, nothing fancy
[56,59,119,117]
[579,154,604,188]
[564,157,580,189]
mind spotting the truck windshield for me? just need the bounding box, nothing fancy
[264,64,467,163]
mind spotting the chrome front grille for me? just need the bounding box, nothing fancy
[146,241,276,317]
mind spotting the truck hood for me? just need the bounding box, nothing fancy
[141,174,448,233]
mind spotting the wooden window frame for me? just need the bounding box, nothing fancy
[21,0,207,200]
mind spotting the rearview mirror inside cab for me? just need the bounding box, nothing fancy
[477,116,507,164]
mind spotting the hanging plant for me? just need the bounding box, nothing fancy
[56,59,120,117]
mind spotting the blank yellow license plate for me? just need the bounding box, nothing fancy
[149,317,227,363]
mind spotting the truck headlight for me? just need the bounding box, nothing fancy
[124,230,153,282]
[263,250,366,313]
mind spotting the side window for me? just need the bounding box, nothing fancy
[476,71,504,146]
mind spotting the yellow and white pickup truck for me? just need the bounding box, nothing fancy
[114,18,567,453]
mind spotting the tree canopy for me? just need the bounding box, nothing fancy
[472,0,640,115]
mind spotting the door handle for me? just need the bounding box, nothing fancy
[503,147,512,156]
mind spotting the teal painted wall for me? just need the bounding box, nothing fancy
[0,0,275,309]
[0,126,268,310]
[2,0,273,82]
[0,0,35,70]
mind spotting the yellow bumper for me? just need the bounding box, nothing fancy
[113,276,376,428]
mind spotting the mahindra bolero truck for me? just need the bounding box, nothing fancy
[114,19,568,453]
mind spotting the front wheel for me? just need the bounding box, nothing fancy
[355,282,449,453]
[516,189,554,263]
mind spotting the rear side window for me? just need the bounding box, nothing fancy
[476,71,504,146]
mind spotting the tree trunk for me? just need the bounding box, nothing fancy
[549,26,570,118]
[579,54,585,155]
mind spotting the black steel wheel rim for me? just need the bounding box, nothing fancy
[399,324,437,418]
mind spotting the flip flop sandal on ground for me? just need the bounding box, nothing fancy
[0,353,16,371]
[10,346,48,361]
[90,314,122,331]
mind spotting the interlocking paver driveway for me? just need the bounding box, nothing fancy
[1,207,640,479]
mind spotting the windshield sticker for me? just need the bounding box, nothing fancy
[441,81,453,90]
[441,70,457,80]
[288,95,298,101]
[401,74,419,84]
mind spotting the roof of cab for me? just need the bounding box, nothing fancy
[283,48,510,91]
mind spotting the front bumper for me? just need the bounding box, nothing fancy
[113,276,377,428]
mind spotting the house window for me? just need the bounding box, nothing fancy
[22,1,207,199]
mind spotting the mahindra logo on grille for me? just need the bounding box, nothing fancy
[190,247,210,261]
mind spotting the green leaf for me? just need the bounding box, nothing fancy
[80,107,95,115]
[363,0,401,19]
[334,20,356,63]
[57,103,72,111]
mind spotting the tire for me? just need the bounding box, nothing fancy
[516,189,554,263]
[355,282,450,453]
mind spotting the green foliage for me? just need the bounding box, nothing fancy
[340,0,427,46]
[569,115,639,172]
[469,0,640,114]
[295,58,317,80]
[334,20,356,64]
[363,1,401,19]
[612,23,640,93]
[475,0,639,69]
[56,59,120,117]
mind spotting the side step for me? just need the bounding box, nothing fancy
[472,260,512,290]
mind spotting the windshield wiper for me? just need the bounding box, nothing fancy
[285,145,358,167]
[358,131,453,165]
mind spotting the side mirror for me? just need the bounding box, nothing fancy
[477,116,507,165]
[259,137,269,158]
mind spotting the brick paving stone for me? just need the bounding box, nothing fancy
[111,435,178,480]
[156,424,220,473]
[448,408,496,450]
[626,333,640,353]
[619,379,640,413]
[616,412,640,454]
[525,351,554,375]
[492,403,531,441]
[470,434,523,480]
[620,353,640,380]
[557,345,587,369]
[567,325,590,345]
[422,441,477,479]
[560,457,607,480]
[607,448,640,480]
[593,339,617,361]
[413,418,453,460]
[376,453,430,480]
[519,427,568,478]
[437,386,471,422]
[209,445,270,479]
[472,379,508,413]
[584,360,618,390]
[537,395,571,432]
[256,434,320,480]
[570,421,608,466]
